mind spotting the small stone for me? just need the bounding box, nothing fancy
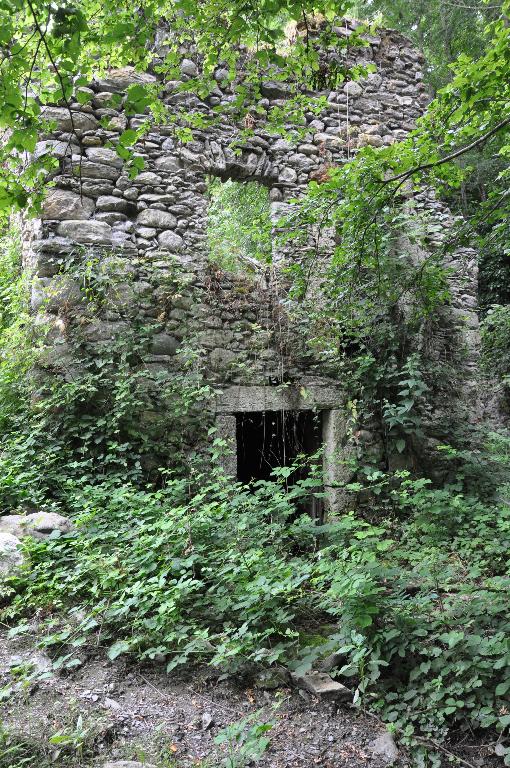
[291,671,351,701]
[95,66,156,93]
[201,712,214,730]
[181,58,198,77]
[104,697,122,710]
[96,195,137,215]
[368,732,399,765]
[135,171,162,185]
[279,167,297,184]
[344,80,363,97]
[158,230,183,251]
[102,763,156,768]
[154,156,181,173]
[34,140,72,160]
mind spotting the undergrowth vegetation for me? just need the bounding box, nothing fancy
[0,213,510,768]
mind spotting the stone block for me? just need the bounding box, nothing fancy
[85,147,123,168]
[158,230,183,251]
[57,220,113,245]
[41,106,98,132]
[137,209,177,229]
[291,671,351,701]
[42,189,94,220]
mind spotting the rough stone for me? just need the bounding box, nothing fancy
[291,671,351,701]
[57,220,113,245]
[85,147,124,168]
[137,209,177,229]
[42,190,94,220]
[158,230,184,251]
[0,532,24,575]
[24,512,73,539]
[96,195,137,214]
[95,66,157,92]
[41,106,98,132]
[151,333,179,356]
[368,732,399,765]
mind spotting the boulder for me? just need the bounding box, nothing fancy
[0,512,73,541]
[137,209,177,229]
[57,220,113,245]
[0,532,24,576]
[25,512,73,539]
[42,190,94,221]
[157,230,183,251]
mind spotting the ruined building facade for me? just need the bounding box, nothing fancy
[21,20,480,509]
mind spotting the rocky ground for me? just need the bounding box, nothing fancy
[0,626,502,768]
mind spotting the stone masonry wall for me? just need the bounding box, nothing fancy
[21,19,480,463]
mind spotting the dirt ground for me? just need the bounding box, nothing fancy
[0,625,501,768]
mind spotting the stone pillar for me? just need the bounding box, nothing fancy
[322,409,352,515]
[215,413,237,478]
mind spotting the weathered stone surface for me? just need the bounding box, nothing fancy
[158,230,184,251]
[96,195,137,215]
[368,732,399,765]
[0,516,26,538]
[57,220,113,245]
[154,156,182,173]
[42,189,94,220]
[151,333,179,356]
[95,66,157,92]
[0,532,24,576]
[0,512,73,540]
[41,106,98,132]
[291,671,351,701]
[137,209,177,229]
[25,512,73,538]
[85,147,124,168]
[181,58,198,77]
[73,160,121,181]
[135,171,162,185]
[34,140,72,160]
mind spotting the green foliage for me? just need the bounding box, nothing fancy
[481,304,510,382]
[214,709,274,767]
[207,178,272,271]
[356,0,496,92]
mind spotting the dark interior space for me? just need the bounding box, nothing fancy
[236,410,322,485]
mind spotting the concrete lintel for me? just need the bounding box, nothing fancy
[215,384,343,414]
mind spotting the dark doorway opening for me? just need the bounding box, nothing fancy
[236,410,322,485]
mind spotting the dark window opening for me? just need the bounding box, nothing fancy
[236,409,322,484]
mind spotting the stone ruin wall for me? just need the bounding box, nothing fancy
[21,19,481,487]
